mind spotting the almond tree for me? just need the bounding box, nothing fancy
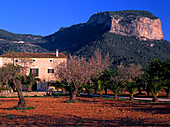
[117,64,143,100]
[117,64,143,82]
[57,55,90,100]
[56,49,110,101]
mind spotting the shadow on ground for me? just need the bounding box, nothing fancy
[0,113,169,126]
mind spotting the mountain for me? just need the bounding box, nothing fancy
[39,10,170,67]
[1,10,170,67]
[40,23,110,52]
[87,10,164,40]
[0,29,49,54]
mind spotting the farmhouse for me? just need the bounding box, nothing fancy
[0,50,67,91]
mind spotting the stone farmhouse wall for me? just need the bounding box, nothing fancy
[0,55,67,91]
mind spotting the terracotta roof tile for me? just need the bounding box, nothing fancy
[0,52,67,58]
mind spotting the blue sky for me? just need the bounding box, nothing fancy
[0,0,170,41]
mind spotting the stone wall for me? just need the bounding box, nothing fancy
[29,58,66,81]
[0,56,67,91]
[0,57,67,82]
[0,91,46,97]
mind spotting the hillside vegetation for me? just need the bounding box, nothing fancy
[0,29,49,54]
[41,23,110,52]
[104,10,158,19]
[0,29,43,43]
[74,33,170,67]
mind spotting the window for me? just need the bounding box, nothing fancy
[48,69,54,73]
[14,59,18,63]
[30,68,39,76]
[33,59,36,62]
[49,59,53,62]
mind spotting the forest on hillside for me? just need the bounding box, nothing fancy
[74,33,170,67]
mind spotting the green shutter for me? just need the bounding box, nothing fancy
[30,68,32,74]
[36,69,39,76]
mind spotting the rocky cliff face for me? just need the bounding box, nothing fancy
[87,11,164,40]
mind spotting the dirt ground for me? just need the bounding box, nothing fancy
[0,97,169,126]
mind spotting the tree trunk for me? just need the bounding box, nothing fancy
[68,86,72,97]
[70,86,79,101]
[27,85,31,92]
[77,92,80,96]
[146,91,150,97]
[99,92,102,98]
[138,87,142,94]
[166,92,170,98]
[114,94,118,99]
[104,88,107,95]
[62,88,65,94]
[153,96,158,102]
[88,92,90,97]
[94,89,97,94]
[13,79,26,107]
[130,94,134,101]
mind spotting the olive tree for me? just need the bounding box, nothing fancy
[0,52,32,107]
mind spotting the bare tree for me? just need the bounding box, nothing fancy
[117,64,143,82]
[56,49,110,101]
[116,64,143,100]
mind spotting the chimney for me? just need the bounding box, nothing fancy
[56,49,59,57]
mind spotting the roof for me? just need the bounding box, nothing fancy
[0,52,67,58]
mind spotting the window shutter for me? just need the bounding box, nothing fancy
[48,69,50,73]
[36,69,39,76]
[52,69,54,73]
[30,69,32,74]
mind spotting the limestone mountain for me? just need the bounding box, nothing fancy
[87,10,164,40]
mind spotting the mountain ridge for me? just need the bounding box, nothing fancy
[87,10,164,40]
[0,10,170,67]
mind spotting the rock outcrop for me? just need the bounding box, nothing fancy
[87,11,164,40]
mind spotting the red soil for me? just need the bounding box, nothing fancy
[0,97,169,126]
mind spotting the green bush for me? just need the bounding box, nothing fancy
[0,96,7,98]
[0,87,8,91]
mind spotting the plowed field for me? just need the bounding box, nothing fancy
[0,97,169,126]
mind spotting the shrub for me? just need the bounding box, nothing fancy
[0,87,8,91]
